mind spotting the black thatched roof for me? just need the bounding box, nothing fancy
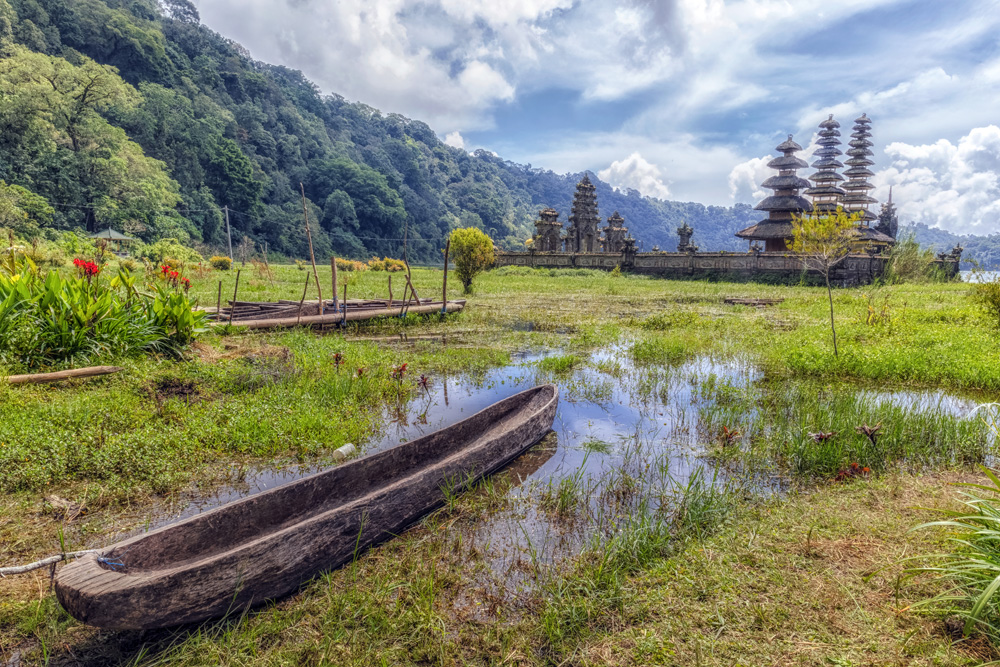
[735,220,795,240]
[767,155,809,170]
[843,166,874,177]
[849,139,874,149]
[755,195,813,212]
[814,147,843,158]
[818,129,842,139]
[846,148,874,158]
[855,226,894,243]
[761,175,812,190]
[804,185,846,197]
[854,113,871,124]
[819,115,840,130]
[775,135,804,153]
[808,173,846,185]
[811,158,845,170]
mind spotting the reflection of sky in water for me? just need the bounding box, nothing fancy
[92,345,993,584]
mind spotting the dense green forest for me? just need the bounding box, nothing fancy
[0,0,994,265]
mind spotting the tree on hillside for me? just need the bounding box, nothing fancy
[450,227,494,294]
[791,208,865,357]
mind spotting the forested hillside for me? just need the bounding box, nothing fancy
[0,0,762,261]
[0,0,991,264]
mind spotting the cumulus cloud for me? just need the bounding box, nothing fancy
[444,131,466,149]
[727,156,770,203]
[874,125,1000,235]
[598,152,672,199]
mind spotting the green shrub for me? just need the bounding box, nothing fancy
[209,255,232,271]
[140,238,203,265]
[449,227,494,294]
[970,273,1000,329]
[335,258,367,272]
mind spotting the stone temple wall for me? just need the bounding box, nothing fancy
[494,251,961,286]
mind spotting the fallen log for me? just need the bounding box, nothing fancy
[3,366,123,386]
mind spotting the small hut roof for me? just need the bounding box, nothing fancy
[89,229,137,242]
[735,220,794,240]
[855,226,894,243]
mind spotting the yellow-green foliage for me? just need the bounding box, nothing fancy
[450,227,494,294]
[141,238,203,265]
[971,274,1000,329]
[209,255,232,271]
[365,257,406,272]
[336,257,368,272]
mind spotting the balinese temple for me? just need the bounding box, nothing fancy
[533,207,563,252]
[677,222,697,252]
[564,174,601,253]
[804,115,846,214]
[735,135,812,252]
[602,211,630,253]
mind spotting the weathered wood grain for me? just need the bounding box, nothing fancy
[55,384,557,629]
[4,366,123,386]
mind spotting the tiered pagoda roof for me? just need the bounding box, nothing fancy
[735,135,812,251]
[842,114,878,223]
[804,115,846,214]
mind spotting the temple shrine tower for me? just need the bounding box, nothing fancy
[842,114,878,222]
[804,115,846,214]
[735,135,812,252]
[564,174,601,253]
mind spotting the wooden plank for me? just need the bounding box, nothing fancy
[4,366,123,386]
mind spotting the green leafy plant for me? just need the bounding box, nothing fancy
[449,227,495,294]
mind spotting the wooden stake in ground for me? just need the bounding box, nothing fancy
[401,222,420,302]
[299,183,324,316]
[228,269,241,325]
[216,280,222,318]
[330,257,339,313]
[296,272,310,326]
[441,238,450,314]
[387,274,393,308]
[342,284,348,326]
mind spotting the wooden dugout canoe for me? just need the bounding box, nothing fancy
[55,384,558,630]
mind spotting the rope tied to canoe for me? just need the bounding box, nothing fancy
[97,557,126,571]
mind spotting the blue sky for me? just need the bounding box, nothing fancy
[195,0,1000,234]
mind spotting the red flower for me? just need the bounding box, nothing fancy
[161,265,170,274]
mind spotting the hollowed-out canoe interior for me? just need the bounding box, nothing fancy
[104,385,554,572]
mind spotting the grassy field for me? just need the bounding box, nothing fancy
[1,264,998,665]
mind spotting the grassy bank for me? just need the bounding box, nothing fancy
[2,264,999,665]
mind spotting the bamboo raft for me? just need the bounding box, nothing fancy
[55,384,558,629]
[208,298,465,329]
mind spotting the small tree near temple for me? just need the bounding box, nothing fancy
[790,208,864,357]
[449,227,495,294]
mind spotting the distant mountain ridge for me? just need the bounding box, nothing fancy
[0,0,994,266]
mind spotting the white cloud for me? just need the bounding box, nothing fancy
[874,125,1000,235]
[444,131,466,149]
[727,156,770,203]
[598,152,672,199]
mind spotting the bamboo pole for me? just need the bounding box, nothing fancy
[4,366,123,386]
[296,272,310,326]
[330,257,339,313]
[342,284,348,326]
[0,550,100,576]
[211,301,467,329]
[299,183,323,315]
[227,269,241,325]
[387,274,393,308]
[397,280,410,317]
[441,238,450,314]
